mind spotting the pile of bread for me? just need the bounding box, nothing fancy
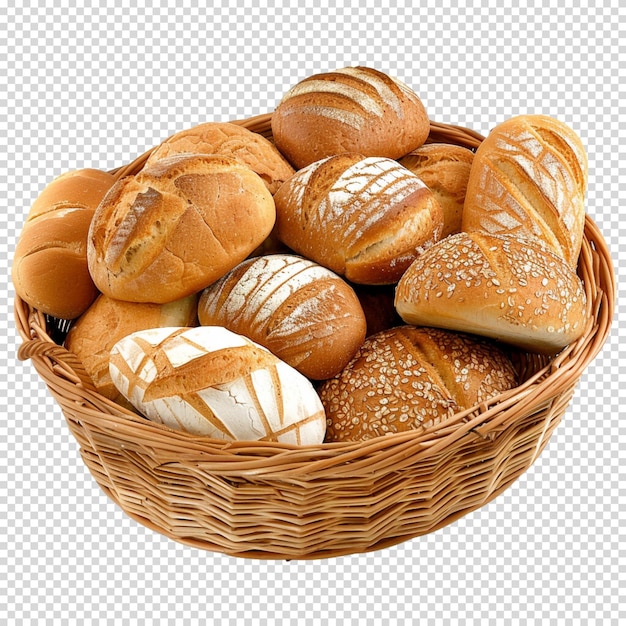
[13,66,589,446]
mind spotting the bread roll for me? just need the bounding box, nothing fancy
[109,326,326,445]
[399,142,474,238]
[87,154,276,304]
[319,326,518,443]
[198,254,367,380]
[12,168,116,319]
[144,121,295,195]
[273,154,443,285]
[65,293,198,408]
[462,114,588,266]
[272,66,430,169]
[394,231,588,354]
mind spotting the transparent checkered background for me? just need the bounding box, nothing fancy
[1,1,624,624]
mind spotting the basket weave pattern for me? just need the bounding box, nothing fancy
[14,114,615,560]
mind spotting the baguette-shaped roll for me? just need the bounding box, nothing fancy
[65,293,198,408]
[319,326,518,443]
[462,114,588,266]
[394,231,588,354]
[144,121,295,195]
[273,154,443,285]
[272,66,430,169]
[198,254,367,380]
[109,326,326,445]
[399,143,474,238]
[12,168,116,319]
[88,154,276,303]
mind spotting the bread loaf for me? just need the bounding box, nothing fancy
[461,114,588,266]
[87,154,276,304]
[65,293,198,408]
[12,168,116,319]
[273,154,443,284]
[144,121,295,195]
[319,326,518,443]
[109,326,326,444]
[399,142,474,238]
[394,231,588,354]
[272,66,430,169]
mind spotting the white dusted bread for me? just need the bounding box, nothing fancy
[197,254,366,380]
[394,231,588,354]
[109,326,326,445]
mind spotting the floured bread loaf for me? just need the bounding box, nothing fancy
[462,114,588,266]
[394,231,588,354]
[272,66,430,169]
[144,121,295,195]
[198,254,367,380]
[319,326,518,443]
[273,154,443,284]
[87,153,276,303]
[109,326,326,444]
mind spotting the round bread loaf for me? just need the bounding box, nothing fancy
[399,142,474,238]
[87,153,276,304]
[109,325,327,445]
[394,231,588,354]
[272,66,430,169]
[144,121,295,195]
[12,168,116,319]
[198,254,367,380]
[273,153,443,285]
[461,114,588,267]
[319,325,518,443]
[65,293,198,408]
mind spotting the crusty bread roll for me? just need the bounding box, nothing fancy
[65,293,198,408]
[109,326,326,444]
[319,326,518,443]
[144,121,295,195]
[87,153,276,304]
[12,168,116,319]
[394,231,588,354]
[399,142,474,238]
[272,66,430,169]
[461,114,588,266]
[198,254,367,380]
[273,154,443,284]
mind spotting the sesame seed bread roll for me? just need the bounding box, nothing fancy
[394,231,588,354]
[461,114,588,267]
[272,66,430,169]
[273,154,444,285]
[12,168,116,319]
[65,293,198,409]
[144,121,295,195]
[399,143,474,238]
[87,153,276,304]
[198,254,367,380]
[319,326,518,443]
[109,326,326,445]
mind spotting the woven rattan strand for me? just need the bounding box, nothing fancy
[14,115,615,560]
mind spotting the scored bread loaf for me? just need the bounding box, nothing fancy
[273,153,443,284]
[87,153,276,304]
[319,326,518,443]
[394,231,588,354]
[197,254,367,380]
[65,293,198,408]
[399,142,474,238]
[144,121,295,195]
[272,66,430,169]
[109,326,326,445]
[461,114,588,266]
[12,168,116,319]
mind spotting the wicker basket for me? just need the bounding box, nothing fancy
[14,114,615,560]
